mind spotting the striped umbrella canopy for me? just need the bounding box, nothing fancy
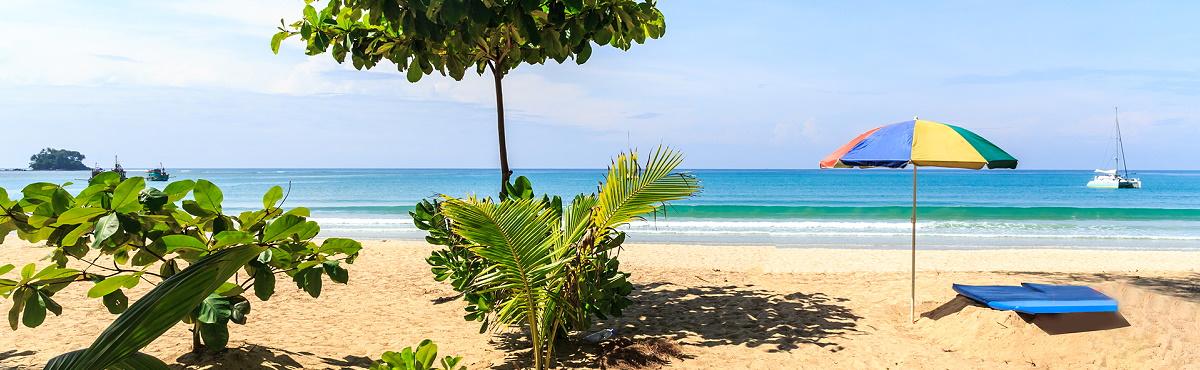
[819,118,1017,323]
[820,119,1017,170]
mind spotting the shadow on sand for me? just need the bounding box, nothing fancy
[999,271,1200,302]
[173,343,373,370]
[0,350,36,362]
[494,282,861,369]
[922,295,1131,335]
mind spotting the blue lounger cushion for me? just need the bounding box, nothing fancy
[952,283,1118,314]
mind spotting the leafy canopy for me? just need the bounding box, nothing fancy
[28,148,89,171]
[272,0,666,82]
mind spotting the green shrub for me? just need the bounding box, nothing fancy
[371,339,465,370]
[0,175,362,361]
[415,147,700,369]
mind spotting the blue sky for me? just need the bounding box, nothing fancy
[1,1,1197,169]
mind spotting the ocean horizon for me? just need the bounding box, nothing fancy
[3,168,1199,250]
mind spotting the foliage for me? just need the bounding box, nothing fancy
[272,0,664,82]
[371,339,466,370]
[28,148,89,171]
[0,175,362,357]
[272,0,667,196]
[418,146,699,369]
[45,245,263,370]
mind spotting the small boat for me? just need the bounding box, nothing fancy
[90,157,128,181]
[146,163,170,181]
[1087,108,1140,189]
[1087,169,1141,189]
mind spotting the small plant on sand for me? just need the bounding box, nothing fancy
[0,175,362,367]
[415,147,700,369]
[272,0,666,197]
[372,339,466,370]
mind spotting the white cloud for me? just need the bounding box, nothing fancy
[0,0,637,132]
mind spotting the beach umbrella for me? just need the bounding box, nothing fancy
[819,118,1017,323]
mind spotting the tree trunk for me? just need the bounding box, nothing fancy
[191,322,203,353]
[491,68,513,198]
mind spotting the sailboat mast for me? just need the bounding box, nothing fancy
[1114,107,1130,177]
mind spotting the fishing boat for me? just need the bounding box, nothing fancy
[146,163,170,181]
[89,156,128,181]
[1087,108,1141,189]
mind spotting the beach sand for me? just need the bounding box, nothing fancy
[1,240,1198,369]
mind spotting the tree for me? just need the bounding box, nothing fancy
[28,148,89,171]
[272,0,666,197]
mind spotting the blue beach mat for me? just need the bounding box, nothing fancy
[952,283,1118,314]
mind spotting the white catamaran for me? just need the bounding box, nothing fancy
[1087,107,1141,189]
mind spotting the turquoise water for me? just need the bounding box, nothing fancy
[2,169,1199,250]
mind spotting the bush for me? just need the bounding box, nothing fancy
[415,147,700,369]
[372,339,465,370]
[0,174,362,364]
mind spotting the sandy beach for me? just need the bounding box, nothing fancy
[1,240,1198,369]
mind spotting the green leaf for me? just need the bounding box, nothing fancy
[0,264,13,276]
[283,207,310,217]
[161,235,207,253]
[88,172,121,187]
[271,32,289,54]
[414,340,437,368]
[48,351,170,370]
[62,222,93,247]
[407,58,423,82]
[198,322,230,351]
[213,231,252,248]
[88,275,137,298]
[181,200,214,217]
[303,4,318,22]
[163,180,196,203]
[322,260,348,284]
[22,289,47,328]
[263,186,284,209]
[319,238,362,256]
[19,263,35,282]
[31,265,78,282]
[229,296,250,325]
[214,282,243,298]
[8,287,28,329]
[576,41,593,64]
[293,267,323,298]
[252,263,275,301]
[45,245,264,370]
[192,180,223,214]
[263,214,306,242]
[159,260,179,279]
[0,221,14,244]
[54,207,108,226]
[139,189,168,212]
[196,294,232,324]
[102,290,129,314]
[111,177,146,213]
[92,213,120,248]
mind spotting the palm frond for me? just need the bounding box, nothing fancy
[561,194,597,247]
[46,245,264,370]
[593,146,701,230]
[440,197,562,327]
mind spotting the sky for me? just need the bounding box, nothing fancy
[1,1,1198,170]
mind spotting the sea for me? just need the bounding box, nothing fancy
[2,169,1199,250]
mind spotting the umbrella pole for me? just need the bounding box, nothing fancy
[911,165,917,324]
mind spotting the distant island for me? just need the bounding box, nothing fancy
[28,148,89,171]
